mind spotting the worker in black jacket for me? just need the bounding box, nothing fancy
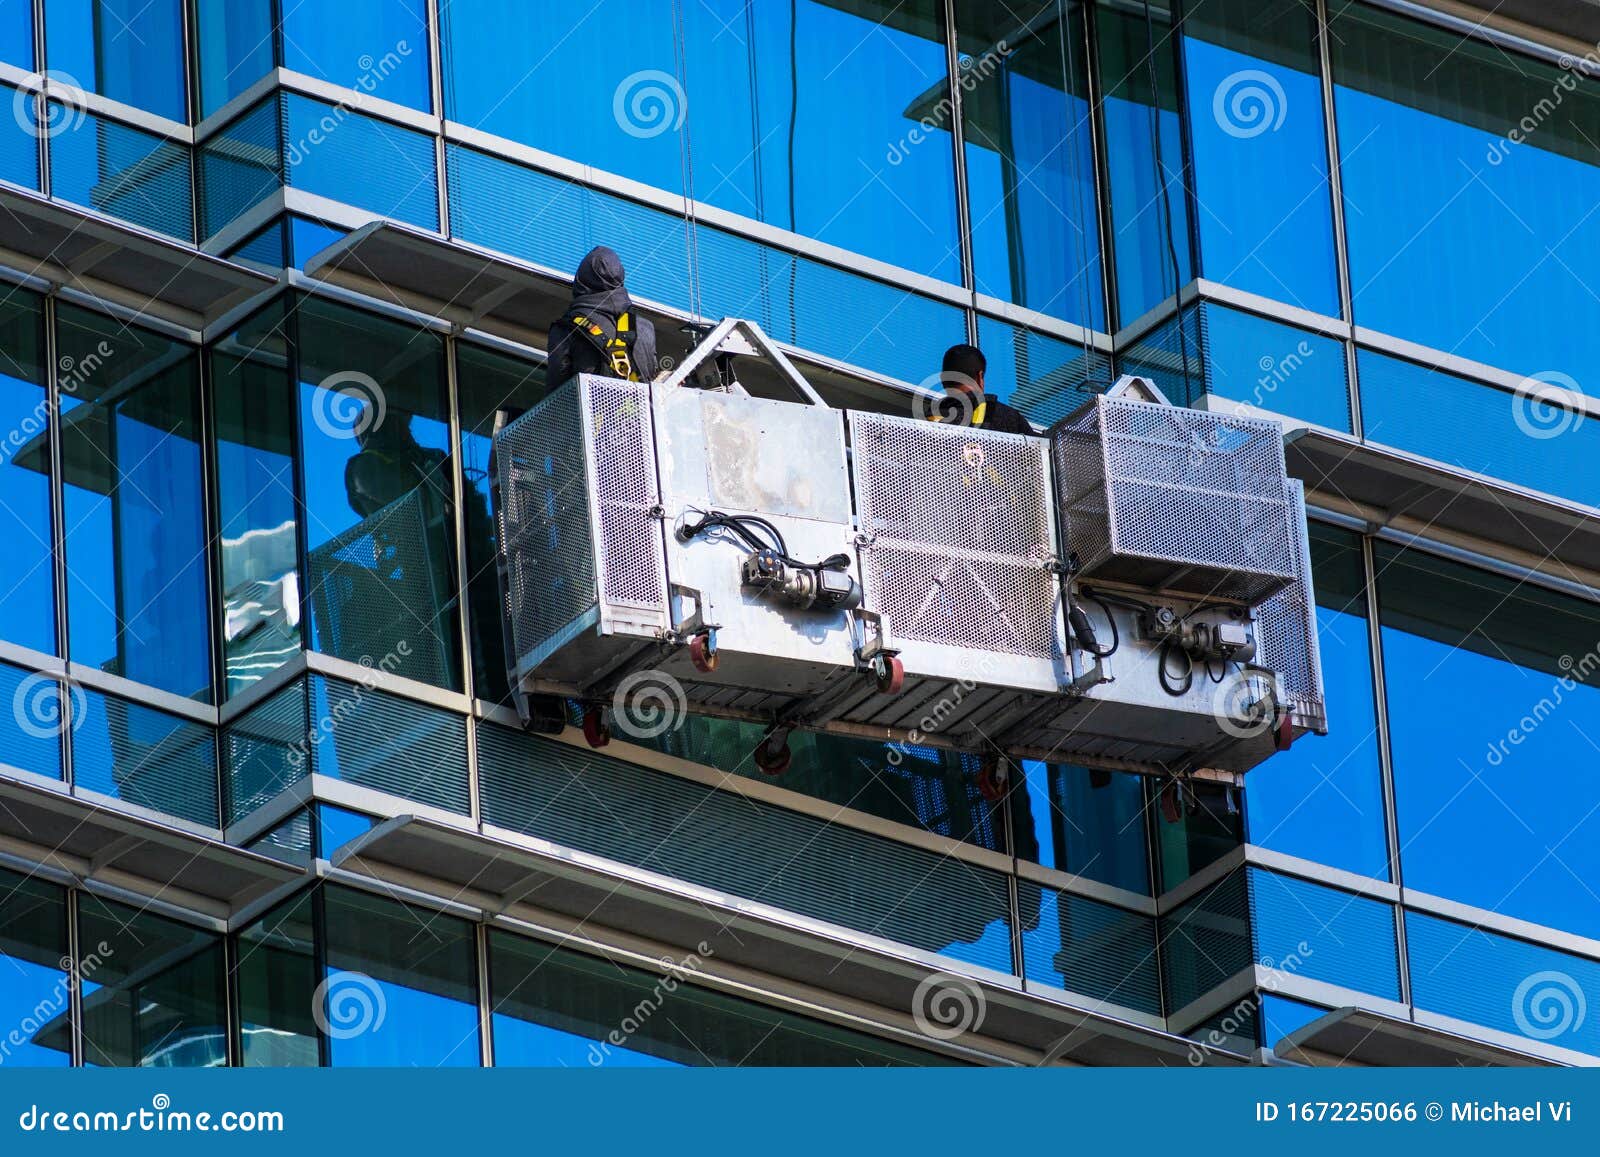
[928,343,1034,434]
[547,246,659,386]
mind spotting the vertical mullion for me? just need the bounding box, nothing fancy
[1313,0,1362,440]
[1361,534,1408,1008]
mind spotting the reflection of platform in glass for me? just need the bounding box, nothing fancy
[307,487,456,688]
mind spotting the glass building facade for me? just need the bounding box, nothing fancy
[0,0,1595,1067]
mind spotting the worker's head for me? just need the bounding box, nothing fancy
[574,245,626,294]
[941,344,986,396]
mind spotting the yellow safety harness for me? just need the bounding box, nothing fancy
[569,310,639,381]
[930,399,987,428]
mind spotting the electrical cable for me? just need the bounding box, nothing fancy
[1157,640,1193,697]
[680,509,850,572]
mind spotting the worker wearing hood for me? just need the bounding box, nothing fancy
[547,246,660,385]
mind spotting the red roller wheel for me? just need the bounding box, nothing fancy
[874,654,905,696]
[582,709,611,749]
[977,760,1008,803]
[754,735,792,777]
[689,632,719,673]
[1159,782,1184,825]
[1274,713,1296,752]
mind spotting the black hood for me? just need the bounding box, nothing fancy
[569,245,631,319]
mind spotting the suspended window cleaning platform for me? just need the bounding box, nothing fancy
[492,318,1326,796]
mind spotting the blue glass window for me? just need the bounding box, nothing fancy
[1357,349,1600,507]
[283,0,430,112]
[49,112,194,240]
[1020,883,1161,1014]
[323,887,479,1067]
[72,690,218,825]
[0,663,66,780]
[316,803,377,856]
[1182,0,1339,316]
[1245,524,1387,878]
[44,0,186,121]
[975,314,1109,427]
[1197,303,1350,432]
[305,677,470,816]
[1016,762,1151,895]
[0,291,53,655]
[962,1,1104,331]
[0,0,31,69]
[1249,869,1399,1000]
[282,93,439,230]
[1259,993,1328,1048]
[0,85,37,187]
[237,891,319,1066]
[193,0,274,118]
[1378,544,1600,939]
[59,307,209,700]
[198,96,280,241]
[1333,6,1600,391]
[1406,910,1600,1058]
[0,870,70,1066]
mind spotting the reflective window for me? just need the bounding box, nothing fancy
[0,869,70,1067]
[0,662,66,779]
[58,307,209,700]
[0,0,31,69]
[1020,883,1161,1014]
[306,676,470,815]
[1332,6,1600,390]
[1156,783,1242,892]
[296,298,459,690]
[283,0,430,112]
[322,887,479,1067]
[961,0,1104,331]
[78,895,227,1067]
[1406,910,1600,1058]
[197,96,280,240]
[44,0,187,121]
[193,0,274,118]
[489,933,946,1066]
[1095,0,1191,326]
[1357,349,1600,507]
[0,292,54,655]
[237,891,319,1066]
[49,112,194,241]
[282,94,439,230]
[1250,869,1399,1000]
[0,84,37,187]
[1378,545,1600,938]
[1259,993,1327,1048]
[289,216,347,267]
[1197,303,1350,432]
[1161,872,1249,1012]
[1016,763,1150,895]
[316,803,376,855]
[211,300,301,698]
[1181,0,1338,316]
[1245,525,1387,878]
[72,689,218,826]
[455,343,546,704]
[975,314,1108,427]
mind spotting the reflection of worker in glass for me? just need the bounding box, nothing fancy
[929,344,1033,434]
[548,246,659,385]
[343,407,448,518]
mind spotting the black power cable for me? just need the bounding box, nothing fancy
[679,509,850,573]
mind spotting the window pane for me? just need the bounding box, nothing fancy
[297,297,459,690]
[0,662,66,779]
[1250,868,1399,1000]
[237,891,320,1066]
[1181,0,1338,316]
[59,307,209,700]
[455,342,547,704]
[283,93,439,230]
[0,291,53,655]
[1245,525,1387,878]
[283,0,429,112]
[78,895,227,1067]
[212,300,301,698]
[1378,544,1600,938]
[975,313,1109,428]
[72,689,218,825]
[49,111,194,240]
[961,0,1104,330]
[489,933,946,1066]
[1332,6,1600,390]
[1016,762,1150,895]
[0,869,70,1067]
[0,0,31,69]
[1019,882,1160,1014]
[322,887,479,1067]
[44,0,187,120]
[193,0,275,118]
[1096,0,1191,325]
[1197,303,1350,432]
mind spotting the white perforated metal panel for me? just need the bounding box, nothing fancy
[1254,480,1325,729]
[584,379,665,612]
